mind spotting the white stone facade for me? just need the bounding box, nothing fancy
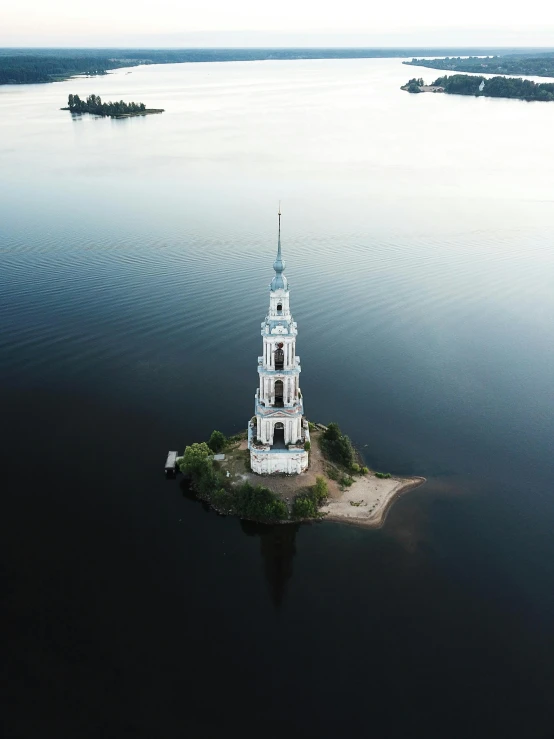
[248,218,309,475]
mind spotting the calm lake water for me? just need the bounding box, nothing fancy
[2,58,554,738]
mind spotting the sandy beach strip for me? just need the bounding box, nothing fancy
[320,474,426,528]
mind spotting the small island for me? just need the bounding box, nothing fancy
[401,75,554,102]
[401,77,445,94]
[62,94,164,118]
[173,422,425,528]
[168,217,424,529]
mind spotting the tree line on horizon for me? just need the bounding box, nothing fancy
[405,53,554,79]
[433,74,554,101]
[67,94,147,116]
[2,48,547,85]
[0,55,120,84]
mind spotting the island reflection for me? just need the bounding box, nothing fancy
[240,521,299,609]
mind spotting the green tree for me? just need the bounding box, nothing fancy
[196,463,220,495]
[208,430,226,453]
[321,422,355,468]
[323,423,341,441]
[179,442,212,476]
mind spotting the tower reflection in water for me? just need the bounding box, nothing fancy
[240,521,299,609]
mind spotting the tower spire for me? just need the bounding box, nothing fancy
[272,202,286,290]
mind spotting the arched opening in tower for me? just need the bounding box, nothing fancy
[273,421,285,449]
[274,380,284,407]
[277,303,282,313]
[274,345,284,370]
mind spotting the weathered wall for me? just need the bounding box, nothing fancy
[250,450,309,475]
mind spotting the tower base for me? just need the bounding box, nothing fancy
[248,422,309,474]
[250,449,309,475]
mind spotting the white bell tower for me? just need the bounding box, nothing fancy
[248,208,310,475]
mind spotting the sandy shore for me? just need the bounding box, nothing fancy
[320,474,426,528]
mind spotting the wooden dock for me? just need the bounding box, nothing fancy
[165,451,178,477]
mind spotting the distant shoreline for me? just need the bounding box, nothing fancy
[2,47,554,85]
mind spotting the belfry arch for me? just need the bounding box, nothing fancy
[274,380,284,406]
[274,344,284,370]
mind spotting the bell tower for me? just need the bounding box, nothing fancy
[248,208,310,475]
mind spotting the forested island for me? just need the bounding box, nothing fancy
[404,52,554,79]
[63,94,163,117]
[402,74,554,101]
[0,46,549,85]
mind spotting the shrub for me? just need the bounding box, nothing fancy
[340,476,354,487]
[234,482,288,521]
[292,495,318,518]
[326,465,340,481]
[208,430,226,453]
[313,476,328,502]
[351,462,360,474]
[375,472,392,479]
[361,466,369,475]
[196,464,221,496]
[212,488,234,511]
[308,421,315,431]
[304,440,311,451]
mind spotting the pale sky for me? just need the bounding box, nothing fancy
[2,0,554,47]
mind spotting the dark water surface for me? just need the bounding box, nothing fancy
[2,59,554,738]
